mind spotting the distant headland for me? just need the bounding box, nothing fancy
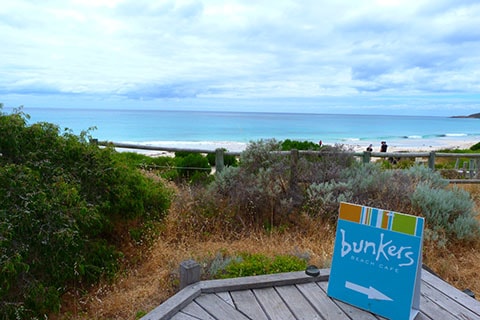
[451,113,480,119]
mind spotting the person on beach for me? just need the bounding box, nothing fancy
[380,141,388,152]
[366,144,373,152]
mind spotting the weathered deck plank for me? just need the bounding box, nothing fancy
[230,290,269,320]
[195,293,250,320]
[419,292,455,320]
[253,287,295,320]
[297,281,352,319]
[275,285,321,319]
[141,268,480,320]
[421,280,479,319]
[169,312,199,320]
[422,269,480,315]
[215,291,234,307]
[180,302,215,320]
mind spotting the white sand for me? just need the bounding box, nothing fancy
[348,139,477,153]
[115,137,479,156]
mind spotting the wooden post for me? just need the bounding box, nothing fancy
[454,158,460,170]
[362,151,371,164]
[428,152,436,170]
[215,148,225,174]
[469,159,475,179]
[476,159,480,178]
[179,260,200,289]
[290,149,299,188]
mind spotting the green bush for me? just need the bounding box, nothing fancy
[216,253,307,279]
[470,142,480,151]
[281,139,320,151]
[175,152,211,183]
[206,150,238,167]
[0,107,172,318]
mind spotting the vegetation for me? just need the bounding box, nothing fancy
[281,139,321,151]
[219,253,307,278]
[0,107,172,318]
[206,149,238,167]
[1,106,479,319]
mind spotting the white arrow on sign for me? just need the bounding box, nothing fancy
[345,281,393,301]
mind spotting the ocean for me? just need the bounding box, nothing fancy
[3,107,480,152]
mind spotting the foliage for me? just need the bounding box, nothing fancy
[303,161,479,243]
[0,107,172,318]
[206,149,238,167]
[113,151,179,180]
[209,139,289,227]
[411,184,480,243]
[213,253,308,279]
[210,138,479,244]
[470,142,480,151]
[208,140,355,227]
[281,139,320,151]
[175,152,212,183]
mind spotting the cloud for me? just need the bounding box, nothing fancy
[0,0,479,113]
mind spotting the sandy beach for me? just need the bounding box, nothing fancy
[348,139,477,153]
[116,137,479,157]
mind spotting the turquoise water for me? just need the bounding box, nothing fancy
[4,107,480,151]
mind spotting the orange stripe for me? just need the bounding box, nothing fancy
[339,202,362,223]
[381,211,389,229]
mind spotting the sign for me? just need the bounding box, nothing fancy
[327,202,424,320]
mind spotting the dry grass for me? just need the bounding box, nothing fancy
[54,184,480,320]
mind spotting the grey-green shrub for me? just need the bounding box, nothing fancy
[304,161,479,243]
[214,140,356,226]
[411,184,479,242]
[304,181,353,220]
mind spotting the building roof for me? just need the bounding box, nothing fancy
[142,267,480,320]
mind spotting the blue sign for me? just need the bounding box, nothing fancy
[327,202,424,320]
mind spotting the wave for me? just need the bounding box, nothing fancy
[444,133,468,137]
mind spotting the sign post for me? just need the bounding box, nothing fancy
[328,202,424,320]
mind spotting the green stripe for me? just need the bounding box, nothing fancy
[391,213,417,235]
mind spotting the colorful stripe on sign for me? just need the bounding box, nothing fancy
[339,202,424,237]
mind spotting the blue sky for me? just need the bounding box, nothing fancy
[1,0,480,116]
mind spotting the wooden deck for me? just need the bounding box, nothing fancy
[142,267,480,320]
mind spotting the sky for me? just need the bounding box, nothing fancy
[1,0,480,116]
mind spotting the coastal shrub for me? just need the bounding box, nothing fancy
[113,151,176,170]
[281,139,320,151]
[175,152,211,183]
[0,108,172,318]
[208,140,355,227]
[217,139,292,226]
[112,152,179,180]
[206,149,238,167]
[470,142,480,151]
[215,253,308,279]
[303,164,451,221]
[411,184,480,242]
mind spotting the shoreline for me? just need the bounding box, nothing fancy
[114,137,479,156]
